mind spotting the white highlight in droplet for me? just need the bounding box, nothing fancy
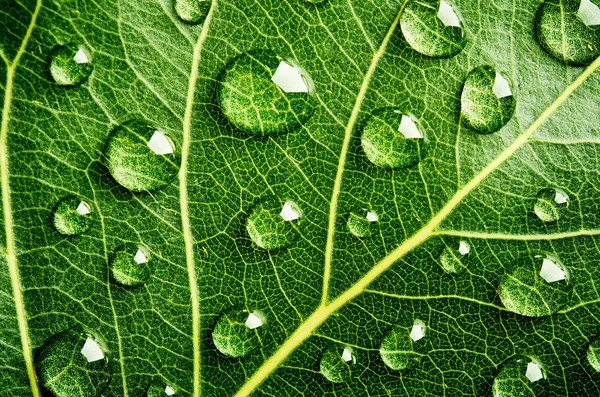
[493,72,512,98]
[76,201,91,215]
[279,202,300,221]
[539,258,566,283]
[341,347,354,363]
[134,249,148,264]
[366,211,378,222]
[554,191,568,204]
[399,115,423,139]
[80,337,104,362]
[578,0,600,26]
[458,241,470,255]
[271,61,309,93]
[147,131,174,155]
[73,48,90,64]
[410,321,426,341]
[525,361,544,382]
[245,312,263,330]
[165,386,176,396]
[437,0,461,27]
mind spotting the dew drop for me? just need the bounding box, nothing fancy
[320,345,357,383]
[52,196,93,236]
[103,120,180,192]
[174,0,210,23]
[246,198,301,250]
[439,239,470,274]
[536,0,600,65]
[492,355,546,397]
[461,66,516,134]
[49,43,93,86]
[110,244,152,287]
[587,337,600,371]
[400,0,466,58]
[147,381,177,397]
[212,309,266,357]
[361,108,427,169]
[533,188,569,222]
[379,325,423,371]
[217,50,315,136]
[36,329,111,397]
[347,210,378,238]
[497,255,571,317]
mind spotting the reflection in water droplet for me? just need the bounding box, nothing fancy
[52,196,93,236]
[361,108,427,169]
[439,239,470,274]
[147,381,177,397]
[212,309,266,357]
[320,345,357,383]
[103,120,180,192]
[379,325,423,371]
[110,244,152,287]
[400,0,466,58]
[246,198,301,250]
[587,337,600,372]
[36,329,111,397]
[461,66,516,134]
[536,0,600,65]
[174,0,211,24]
[217,50,315,136]
[498,255,571,317]
[533,188,569,222]
[409,319,426,341]
[347,210,378,238]
[49,43,93,86]
[492,355,546,397]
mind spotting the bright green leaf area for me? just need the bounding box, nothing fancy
[2,0,600,396]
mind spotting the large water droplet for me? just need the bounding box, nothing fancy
[320,345,357,383]
[212,309,266,357]
[533,188,569,223]
[361,108,427,169]
[536,0,600,65]
[492,355,546,397]
[587,337,600,372]
[52,196,93,236]
[379,325,423,371]
[174,0,211,24]
[36,329,111,397]
[103,120,180,192]
[461,66,516,134]
[49,43,93,86]
[498,255,571,317]
[347,210,378,238]
[246,198,301,250]
[439,239,470,274]
[217,50,315,136]
[110,244,152,287]
[147,381,177,396]
[400,0,466,58]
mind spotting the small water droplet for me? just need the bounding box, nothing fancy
[103,120,180,192]
[492,355,546,397]
[49,43,93,86]
[110,244,152,287]
[147,381,177,397]
[400,0,466,58]
[439,239,470,274]
[320,345,357,383]
[361,108,427,169]
[461,66,516,134]
[212,309,266,357]
[246,198,301,250]
[498,255,571,317]
[536,0,600,65]
[587,337,600,372]
[36,329,111,397]
[52,196,93,236]
[533,188,569,222]
[379,325,423,371]
[217,50,315,136]
[347,210,378,238]
[174,0,210,24]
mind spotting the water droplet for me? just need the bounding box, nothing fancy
[52,196,93,236]
[103,120,180,192]
[498,255,571,317]
[320,345,357,383]
[439,239,470,274]
[536,0,600,65]
[147,381,177,397]
[36,329,111,397]
[461,66,516,134]
[400,0,466,58]
[110,244,152,287]
[174,0,210,23]
[347,210,378,238]
[246,198,301,250]
[587,337,600,372]
[212,309,266,357]
[533,188,569,222]
[49,43,93,86]
[379,325,423,371]
[217,50,315,136]
[361,108,427,169]
[492,355,547,397]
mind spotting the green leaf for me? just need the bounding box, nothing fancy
[2,0,600,396]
